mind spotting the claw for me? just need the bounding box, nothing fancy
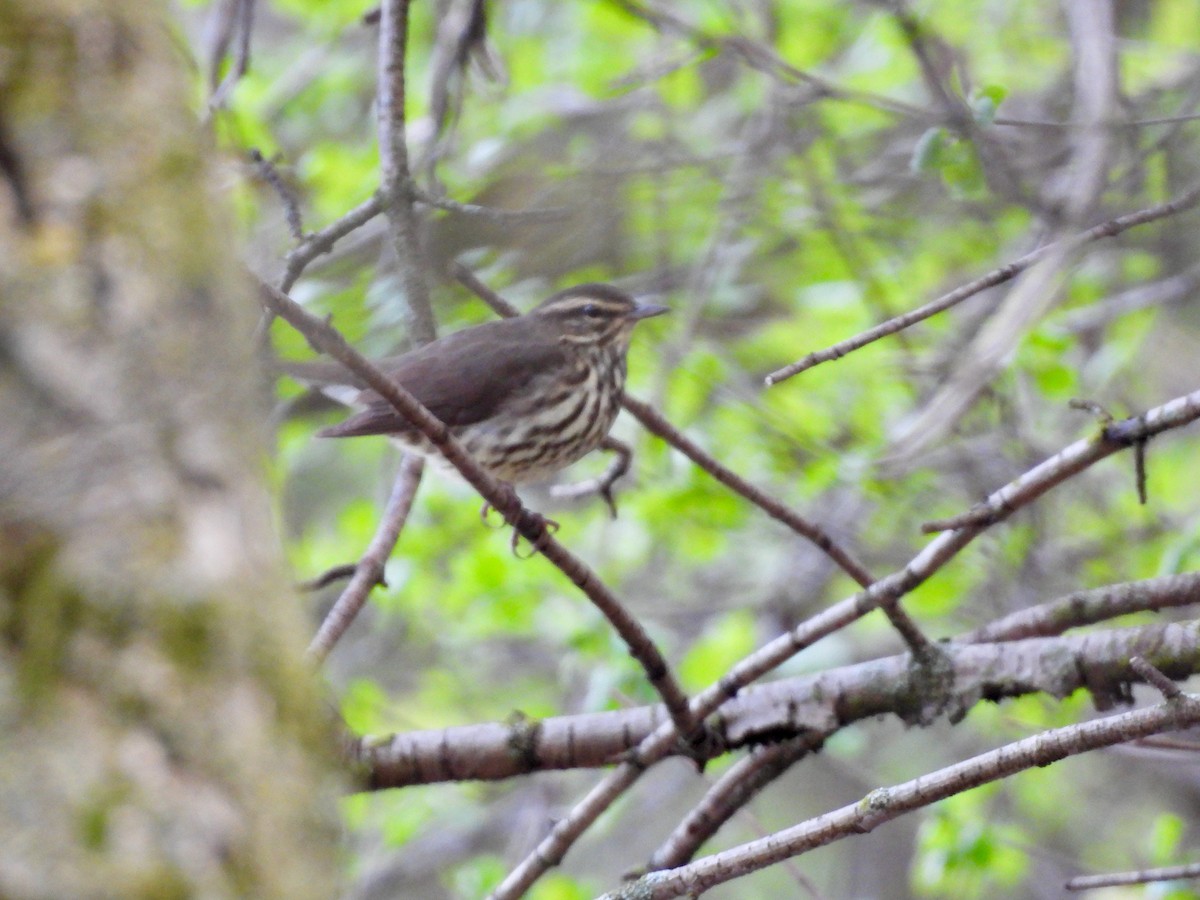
[510,513,559,558]
[479,485,560,556]
[480,501,505,528]
[598,484,619,519]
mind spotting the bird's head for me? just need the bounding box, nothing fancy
[532,284,669,348]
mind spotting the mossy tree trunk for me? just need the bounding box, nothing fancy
[0,2,343,897]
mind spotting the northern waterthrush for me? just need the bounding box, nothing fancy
[283,283,668,485]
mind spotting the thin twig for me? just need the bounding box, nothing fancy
[959,571,1200,643]
[626,394,932,653]
[1056,265,1200,333]
[306,455,424,663]
[280,194,384,293]
[763,182,1200,386]
[411,185,568,222]
[1067,861,1200,891]
[208,0,256,111]
[297,563,360,592]
[645,738,818,872]
[996,112,1200,128]
[377,0,437,344]
[249,148,303,239]
[260,280,703,745]
[1130,655,1182,699]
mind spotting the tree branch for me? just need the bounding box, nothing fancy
[365,620,1200,787]
[763,182,1200,386]
[280,194,384,293]
[377,0,437,344]
[961,571,1200,643]
[306,454,424,663]
[1067,861,1200,892]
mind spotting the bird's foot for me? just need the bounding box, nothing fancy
[510,513,559,558]
[479,487,559,557]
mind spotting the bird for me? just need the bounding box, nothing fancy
[281,283,668,491]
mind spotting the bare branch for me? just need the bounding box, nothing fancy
[207,0,256,112]
[995,113,1200,128]
[1055,265,1200,334]
[645,738,816,873]
[961,571,1200,643]
[377,0,437,344]
[297,563,359,592]
[249,148,303,240]
[306,454,424,663]
[367,621,1200,788]
[1067,861,1200,892]
[1130,655,1182,700]
[620,396,880,589]
[412,187,568,222]
[280,194,384,293]
[763,182,1200,386]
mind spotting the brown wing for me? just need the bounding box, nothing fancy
[314,318,566,438]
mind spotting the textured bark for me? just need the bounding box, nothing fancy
[0,2,342,897]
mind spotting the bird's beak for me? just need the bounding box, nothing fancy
[629,303,670,320]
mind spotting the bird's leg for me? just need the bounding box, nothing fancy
[548,437,630,519]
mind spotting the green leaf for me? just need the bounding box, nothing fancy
[970,84,1008,124]
[911,126,950,174]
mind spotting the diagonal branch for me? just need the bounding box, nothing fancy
[306,454,424,663]
[645,738,817,873]
[259,280,702,745]
[961,570,1200,643]
[280,194,384,293]
[763,182,1200,386]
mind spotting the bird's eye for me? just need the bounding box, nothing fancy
[582,303,604,318]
